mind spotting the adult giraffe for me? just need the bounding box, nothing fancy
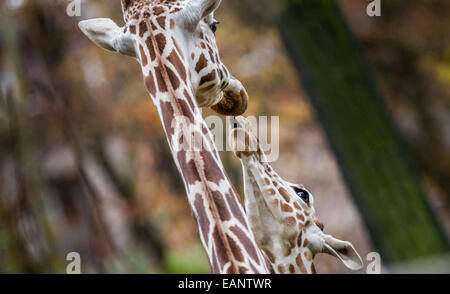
[78,0,268,273]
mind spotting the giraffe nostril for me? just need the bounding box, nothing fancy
[315,218,324,231]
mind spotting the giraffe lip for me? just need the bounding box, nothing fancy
[211,89,248,116]
[211,79,248,116]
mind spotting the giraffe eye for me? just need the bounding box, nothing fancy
[293,187,310,204]
[210,21,220,34]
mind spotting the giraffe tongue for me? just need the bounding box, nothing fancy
[322,236,364,270]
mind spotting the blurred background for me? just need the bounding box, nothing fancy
[0,0,449,273]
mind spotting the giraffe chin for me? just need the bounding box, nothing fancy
[211,88,248,116]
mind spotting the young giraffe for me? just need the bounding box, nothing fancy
[78,0,268,273]
[229,118,363,274]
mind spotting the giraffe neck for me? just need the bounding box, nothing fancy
[133,15,267,274]
[242,156,316,274]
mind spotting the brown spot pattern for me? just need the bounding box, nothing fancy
[212,227,229,269]
[154,66,168,92]
[167,49,186,81]
[281,203,293,213]
[194,194,210,243]
[183,90,196,113]
[297,231,303,247]
[227,236,244,262]
[129,25,136,34]
[289,264,295,274]
[139,21,147,37]
[159,101,174,138]
[230,225,259,263]
[265,250,276,263]
[165,65,180,89]
[238,267,248,274]
[285,216,296,226]
[155,33,166,53]
[177,150,202,186]
[144,74,156,96]
[266,188,276,196]
[304,251,312,261]
[171,38,184,59]
[303,238,309,247]
[156,16,166,29]
[145,37,156,61]
[279,187,291,203]
[225,193,247,227]
[176,99,194,123]
[283,244,292,257]
[296,254,307,273]
[201,149,225,183]
[195,54,208,73]
[139,45,147,66]
[153,6,164,15]
[212,191,231,222]
[199,70,216,85]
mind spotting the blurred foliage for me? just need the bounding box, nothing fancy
[163,243,210,274]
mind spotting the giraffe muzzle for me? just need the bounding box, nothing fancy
[211,80,248,116]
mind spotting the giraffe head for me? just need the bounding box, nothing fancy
[229,118,363,273]
[78,0,247,116]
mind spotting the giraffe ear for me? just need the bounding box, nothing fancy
[78,18,136,58]
[184,0,222,25]
[229,128,258,158]
[322,235,364,271]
